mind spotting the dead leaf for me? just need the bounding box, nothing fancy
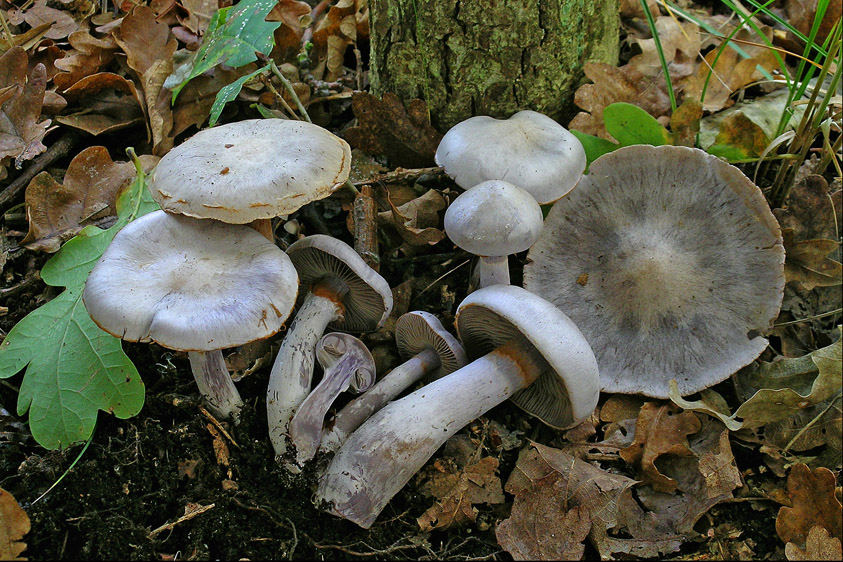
[6,0,79,41]
[764,395,842,455]
[21,146,159,252]
[776,463,842,546]
[627,16,700,88]
[670,97,703,146]
[177,459,200,479]
[53,27,119,92]
[344,92,442,168]
[784,0,842,48]
[268,0,313,63]
[311,0,368,81]
[0,487,30,561]
[774,173,842,243]
[55,72,145,136]
[620,402,702,493]
[177,0,218,35]
[0,23,53,55]
[496,500,590,561]
[709,111,771,159]
[786,525,843,561]
[377,188,446,246]
[782,230,842,290]
[205,423,230,467]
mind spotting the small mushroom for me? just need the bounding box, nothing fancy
[317,285,600,528]
[82,210,299,420]
[288,333,376,466]
[524,145,785,398]
[267,234,393,458]
[444,179,544,287]
[435,110,586,204]
[320,311,468,454]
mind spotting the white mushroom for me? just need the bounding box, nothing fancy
[82,210,299,420]
[317,285,600,528]
[524,145,785,398]
[267,235,392,459]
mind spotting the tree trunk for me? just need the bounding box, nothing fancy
[368,0,620,131]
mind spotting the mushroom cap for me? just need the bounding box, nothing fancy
[83,210,299,351]
[395,311,469,380]
[287,234,393,333]
[456,284,600,429]
[444,180,544,257]
[434,110,586,204]
[317,332,377,393]
[149,119,351,223]
[524,145,785,398]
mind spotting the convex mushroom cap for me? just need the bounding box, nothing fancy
[524,145,785,398]
[150,119,351,223]
[435,110,586,204]
[395,311,468,380]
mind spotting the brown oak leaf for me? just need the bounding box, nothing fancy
[55,72,145,136]
[53,27,119,92]
[0,487,30,561]
[776,463,843,546]
[6,0,79,41]
[786,526,843,561]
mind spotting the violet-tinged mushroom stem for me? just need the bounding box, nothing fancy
[187,350,243,421]
[267,281,347,457]
[317,336,546,529]
[478,255,510,287]
[320,346,441,454]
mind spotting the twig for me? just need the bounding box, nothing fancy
[353,184,380,271]
[148,503,215,538]
[352,166,445,188]
[199,405,239,448]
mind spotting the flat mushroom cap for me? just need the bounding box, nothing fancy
[456,285,600,429]
[524,145,785,398]
[287,234,393,333]
[149,119,351,223]
[444,180,544,257]
[395,311,468,380]
[434,110,586,204]
[83,210,299,351]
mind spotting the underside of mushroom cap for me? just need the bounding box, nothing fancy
[150,119,351,223]
[395,311,468,380]
[287,235,393,333]
[456,285,600,429]
[83,210,299,351]
[524,145,785,398]
[434,110,586,204]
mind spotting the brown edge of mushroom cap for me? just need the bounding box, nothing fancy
[455,284,600,429]
[149,119,351,223]
[287,234,393,333]
[83,210,299,351]
[395,311,468,380]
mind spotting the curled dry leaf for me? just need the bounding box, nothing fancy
[311,0,369,81]
[781,230,843,291]
[21,146,159,252]
[708,111,771,160]
[55,72,145,136]
[6,0,79,41]
[0,487,30,561]
[268,0,313,63]
[627,16,700,89]
[377,188,446,247]
[53,27,119,92]
[786,526,843,561]
[776,463,842,546]
[178,0,219,36]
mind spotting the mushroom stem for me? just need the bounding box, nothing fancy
[320,346,441,454]
[187,350,243,421]
[317,336,546,528]
[267,286,346,457]
[478,255,510,287]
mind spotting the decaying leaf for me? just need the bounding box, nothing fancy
[377,188,446,247]
[0,487,30,561]
[786,525,843,561]
[21,147,159,252]
[53,27,119,92]
[782,230,843,290]
[268,0,313,63]
[627,15,700,89]
[776,463,842,546]
[6,0,79,41]
[178,0,219,36]
[708,111,771,160]
[344,92,443,168]
[55,72,145,136]
[496,500,590,561]
[310,0,368,81]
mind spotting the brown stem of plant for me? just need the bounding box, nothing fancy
[353,184,380,271]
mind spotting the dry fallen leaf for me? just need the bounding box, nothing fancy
[53,27,119,92]
[310,0,369,81]
[776,463,842,546]
[0,487,30,561]
[786,525,843,561]
[377,188,446,247]
[496,500,590,561]
[268,0,313,63]
[709,111,771,159]
[55,72,145,136]
[6,0,79,41]
[782,230,843,291]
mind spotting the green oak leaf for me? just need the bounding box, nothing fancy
[570,130,619,168]
[209,64,269,126]
[0,153,158,449]
[171,0,280,102]
[603,102,672,147]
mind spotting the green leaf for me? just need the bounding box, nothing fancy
[570,130,619,168]
[209,64,269,127]
[602,102,671,147]
[171,0,281,102]
[0,154,159,449]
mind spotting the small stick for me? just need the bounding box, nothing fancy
[148,503,215,538]
[352,184,379,271]
[352,166,445,189]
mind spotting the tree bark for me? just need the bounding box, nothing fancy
[368,0,620,131]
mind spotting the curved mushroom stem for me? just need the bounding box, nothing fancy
[317,336,545,528]
[478,255,510,287]
[188,350,243,421]
[320,346,441,454]
[267,281,346,458]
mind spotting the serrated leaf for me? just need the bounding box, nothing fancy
[570,129,619,167]
[0,154,158,449]
[208,63,268,126]
[171,0,280,102]
[603,102,671,147]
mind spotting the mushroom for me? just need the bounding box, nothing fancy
[435,110,586,204]
[82,210,299,420]
[267,234,393,458]
[149,118,351,237]
[316,284,600,528]
[524,145,785,398]
[288,333,376,466]
[444,179,544,287]
[319,311,468,454]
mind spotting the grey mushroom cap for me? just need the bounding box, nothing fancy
[287,234,393,333]
[434,110,586,204]
[149,119,351,223]
[524,145,785,398]
[444,180,544,257]
[456,284,601,429]
[83,210,299,351]
[395,311,468,380]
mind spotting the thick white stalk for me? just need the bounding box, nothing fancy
[267,292,343,457]
[317,338,543,528]
[320,346,441,454]
[188,349,243,421]
[478,255,510,287]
